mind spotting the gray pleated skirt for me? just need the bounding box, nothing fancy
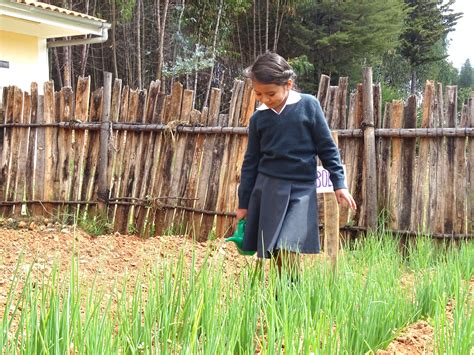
[242,173,320,258]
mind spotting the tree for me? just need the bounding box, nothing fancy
[278,0,407,86]
[399,0,461,93]
[376,33,459,100]
[156,0,170,83]
[458,59,473,88]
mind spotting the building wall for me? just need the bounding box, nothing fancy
[0,30,49,93]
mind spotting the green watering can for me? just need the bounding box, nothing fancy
[225,219,256,256]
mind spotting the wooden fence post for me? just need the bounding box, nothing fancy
[324,131,340,268]
[362,67,377,231]
[97,72,112,213]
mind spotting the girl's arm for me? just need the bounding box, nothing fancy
[237,116,260,211]
[311,99,346,190]
[311,99,356,210]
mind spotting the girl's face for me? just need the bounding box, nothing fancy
[252,80,293,113]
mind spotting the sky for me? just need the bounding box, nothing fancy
[447,0,474,70]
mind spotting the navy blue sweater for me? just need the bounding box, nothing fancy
[238,93,346,209]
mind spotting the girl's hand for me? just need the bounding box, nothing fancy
[233,208,248,231]
[334,189,357,211]
[236,208,247,221]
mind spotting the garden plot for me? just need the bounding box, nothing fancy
[1,228,473,354]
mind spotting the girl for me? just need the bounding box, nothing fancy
[236,52,356,272]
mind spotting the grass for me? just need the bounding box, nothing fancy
[1,233,473,354]
[78,211,113,237]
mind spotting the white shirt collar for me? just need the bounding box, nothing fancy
[256,90,301,115]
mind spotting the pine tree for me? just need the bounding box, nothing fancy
[278,0,407,86]
[399,0,461,93]
[458,59,473,88]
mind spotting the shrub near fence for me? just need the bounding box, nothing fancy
[0,70,473,241]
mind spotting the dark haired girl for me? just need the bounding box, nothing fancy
[236,52,357,273]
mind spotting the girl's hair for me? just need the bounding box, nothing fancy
[244,52,295,85]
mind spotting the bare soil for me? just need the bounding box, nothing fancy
[0,227,445,354]
[377,320,434,355]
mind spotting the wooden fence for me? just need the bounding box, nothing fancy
[1,70,473,241]
[318,76,473,238]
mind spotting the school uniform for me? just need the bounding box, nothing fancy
[238,90,346,258]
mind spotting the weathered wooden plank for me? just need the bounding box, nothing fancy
[216,80,245,238]
[58,87,74,206]
[225,81,251,230]
[316,86,340,232]
[72,76,91,218]
[133,81,161,233]
[374,84,383,207]
[467,93,474,233]
[398,95,417,231]
[138,90,168,237]
[80,87,103,219]
[443,86,457,234]
[344,93,357,193]
[52,92,62,204]
[184,107,208,237]
[32,95,46,215]
[186,107,209,239]
[334,77,348,130]
[370,83,382,227]
[0,87,7,173]
[377,102,391,214]
[110,85,129,223]
[337,79,353,230]
[154,82,184,235]
[7,87,26,214]
[326,86,338,127]
[26,83,38,202]
[43,84,57,205]
[124,88,147,229]
[6,87,24,216]
[191,102,219,239]
[317,74,331,111]
[340,92,359,227]
[144,93,172,235]
[163,88,195,233]
[14,91,30,216]
[115,88,140,232]
[412,81,433,232]
[228,80,256,226]
[192,88,222,240]
[97,73,113,214]
[429,83,445,233]
[127,83,157,227]
[240,79,255,127]
[324,189,340,266]
[454,101,468,233]
[373,84,382,129]
[160,88,193,232]
[361,68,377,230]
[351,84,364,227]
[134,82,161,215]
[388,100,404,229]
[111,85,129,225]
[324,132,340,267]
[106,78,123,203]
[201,112,229,239]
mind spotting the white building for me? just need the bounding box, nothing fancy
[0,0,110,93]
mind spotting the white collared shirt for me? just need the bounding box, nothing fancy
[256,90,302,115]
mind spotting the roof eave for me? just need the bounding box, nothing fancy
[0,0,110,37]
